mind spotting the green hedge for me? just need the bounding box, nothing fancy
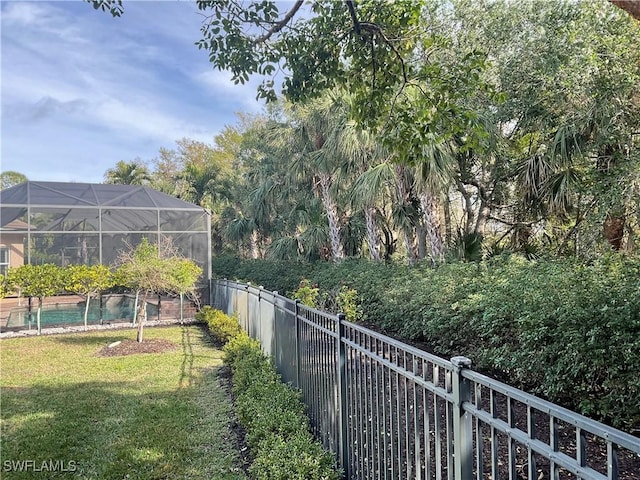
[211,254,640,430]
[201,309,340,480]
[223,333,340,480]
[196,306,243,343]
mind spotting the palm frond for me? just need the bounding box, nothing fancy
[267,236,301,261]
[349,162,395,208]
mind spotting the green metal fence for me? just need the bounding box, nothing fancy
[213,279,640,480]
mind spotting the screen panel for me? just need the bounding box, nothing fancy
[29,233,100,266]
[160,210,208,232]
[30,208,99,232]
[101,209,158,232]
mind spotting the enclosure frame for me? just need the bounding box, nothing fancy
[0,181,212,284]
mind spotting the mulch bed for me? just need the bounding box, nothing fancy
[96,338,178,357]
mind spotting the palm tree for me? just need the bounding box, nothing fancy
[270,93,350,262]
[104,159,151,185]
[179,162,219,209]
[350,162,395,261]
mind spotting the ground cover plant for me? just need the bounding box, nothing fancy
[0,326,246,480]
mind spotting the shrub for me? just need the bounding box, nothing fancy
[211,254,640,430]
[196,306,242,344]
[250,432,339,480]
[236,381,308,450]
[222,332,340,480]
[290,279,319,307]
[335,285,363,322]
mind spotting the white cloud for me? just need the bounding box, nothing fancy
[1,1,265,183]
[194,69,265,112]
[93,96,212,143]
[1,2,54,26]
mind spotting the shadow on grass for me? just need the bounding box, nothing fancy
[2,378,241,480]
[180,326,195,388]
[2,325,244,480]
[52,334,133,347]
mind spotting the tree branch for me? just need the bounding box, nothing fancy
[253,0,304,45]
[360,22,408,84]
[346,0,361,35]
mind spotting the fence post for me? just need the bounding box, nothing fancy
[245,284,250,336]
[337,313,350,478]
[451,356,473,480]
[294,299,301,389]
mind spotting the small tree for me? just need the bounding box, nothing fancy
[117,237,201,342]
[8,264,63,335]
[168,259,202,323]
[64,264,115,331]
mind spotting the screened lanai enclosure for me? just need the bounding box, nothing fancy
[0,181,211,282]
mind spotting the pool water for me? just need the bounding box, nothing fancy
[5,297,159,330]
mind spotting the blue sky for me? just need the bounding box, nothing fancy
[1,1,266,183]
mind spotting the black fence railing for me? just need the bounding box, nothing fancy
[213,279,640,480]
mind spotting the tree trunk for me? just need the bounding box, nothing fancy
[318,173,344,261]
[416,223,427,260]
[36,298,42,335]
[419,191,445,264]
[443,193,452,247]
[457,182,475,236]
[402,227,417,265]
[83,295,91,331]
[137,294,147,343]
[381,224,396,260]
[603,214,625,250]
[250,230,259,259]
[364,206,381,261]
[394,164,418,265]
[475,199,491,238]
[598,145,625,251]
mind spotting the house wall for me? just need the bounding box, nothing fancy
[1,233,25,268]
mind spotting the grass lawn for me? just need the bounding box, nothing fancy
[0,325,247,480]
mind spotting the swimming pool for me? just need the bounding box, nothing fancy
[4,296,159,331]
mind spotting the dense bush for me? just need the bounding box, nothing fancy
[251,433,339,480]
[212,256,321,296]
[196,306,243,343]
[211,254,640,430]
[223,333,340,480]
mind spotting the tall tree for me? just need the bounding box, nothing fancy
[270,94,351,262]
[421,0,640,256]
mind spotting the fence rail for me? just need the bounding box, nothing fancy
[213,279,640,480]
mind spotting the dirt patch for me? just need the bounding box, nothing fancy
[96,338,177,357]
[217,364,252,475]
